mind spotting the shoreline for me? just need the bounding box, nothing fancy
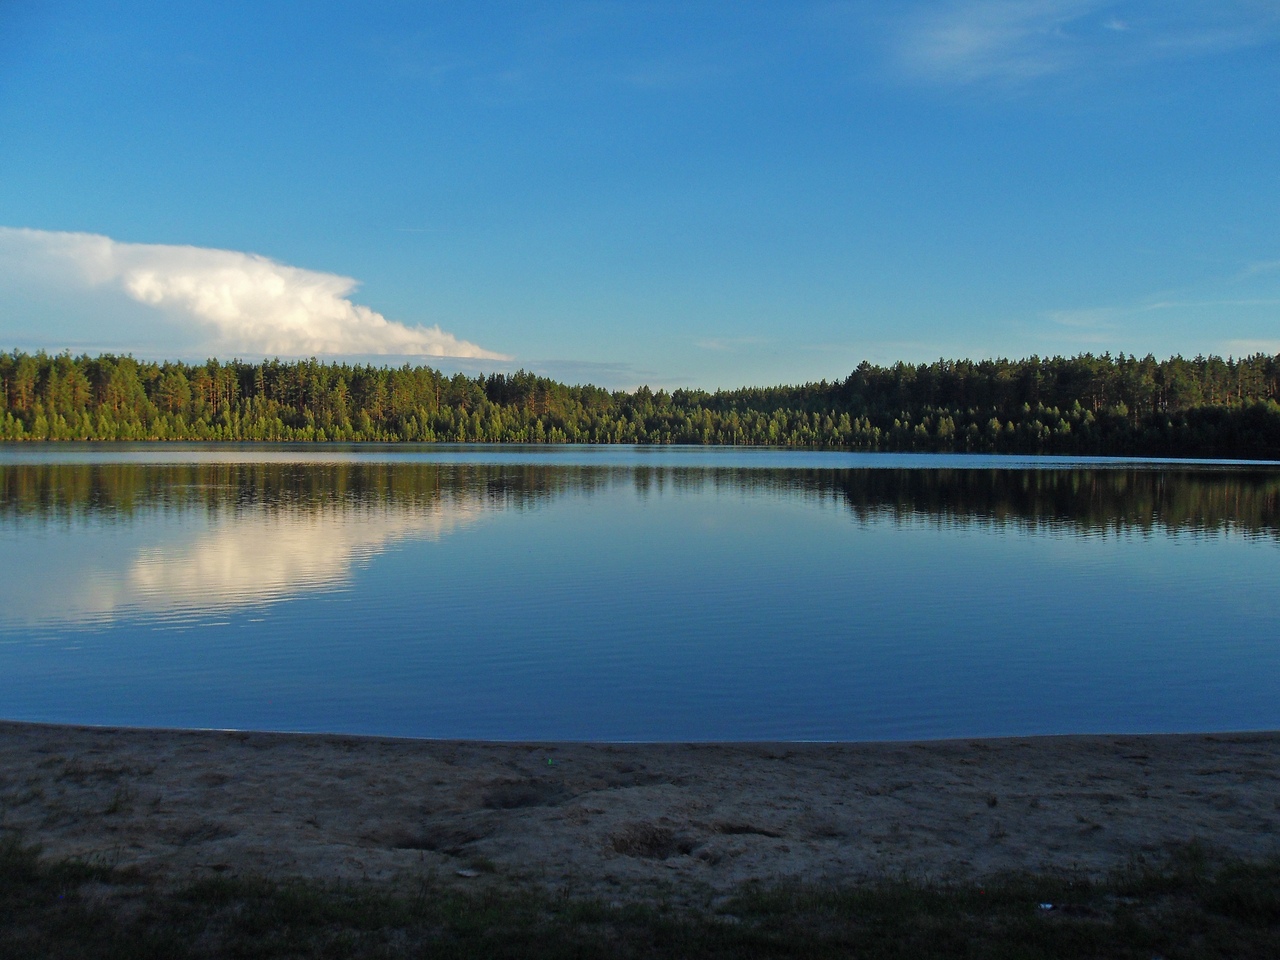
[4,439,1280,466]
[2,721,1278,900]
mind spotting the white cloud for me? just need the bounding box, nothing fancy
[894,1,1280,86]
[0,227,510,360]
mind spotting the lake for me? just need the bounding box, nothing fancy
[1,444,1278,741]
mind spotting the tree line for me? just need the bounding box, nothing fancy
[2,350,1279,458]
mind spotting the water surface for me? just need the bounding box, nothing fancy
[2,444,1277,741]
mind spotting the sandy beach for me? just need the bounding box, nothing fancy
[1,722,1277,901]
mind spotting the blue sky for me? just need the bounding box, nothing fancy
[1,1,1278,389]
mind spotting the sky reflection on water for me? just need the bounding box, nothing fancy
[1,446,1278,741]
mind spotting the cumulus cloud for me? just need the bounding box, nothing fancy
[0,227,509,360]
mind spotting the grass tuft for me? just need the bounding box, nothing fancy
[1,835,1277,958]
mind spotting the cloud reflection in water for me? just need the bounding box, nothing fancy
[3,501,486,628]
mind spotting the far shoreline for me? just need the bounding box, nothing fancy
[3,438,1280,464]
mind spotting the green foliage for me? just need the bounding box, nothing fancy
[2,349,1280,458]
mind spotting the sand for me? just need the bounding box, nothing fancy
[1,722,1277,901]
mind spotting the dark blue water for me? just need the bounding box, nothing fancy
[1,444,1277,741]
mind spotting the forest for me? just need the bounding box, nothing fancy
[2,349,1279,459]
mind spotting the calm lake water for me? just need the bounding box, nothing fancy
[1,444,1278,741]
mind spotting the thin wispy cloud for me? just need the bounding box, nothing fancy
[1239,259,1280,279]
[0,227,510,360]
[894,1,1280,86]
[620,57,735,92]
[1048,296,1280,325]
[695,336,770,352]
[371,5,766,105]
[1040,283,1280,354]
[1041,305,1123,345]
[1144,298,1280,311]
[525,358,651,390]
[898,0,1095,84]
[1221,339,1280,357]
